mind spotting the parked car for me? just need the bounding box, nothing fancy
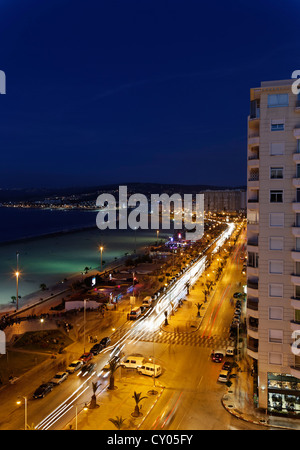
[222,361,233,372]
[79,352,93,364]
[233,292,243,298]
[33,383,53,399]
[226,346,235,356]
[211,350,224,363]
[90,343,103,355]
[50,371,69,385]
[100,337,111,347]
[67,360,83,373]
[77,362,96,377]
[218,370,230,383]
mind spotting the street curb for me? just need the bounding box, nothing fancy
[221,393,296,430]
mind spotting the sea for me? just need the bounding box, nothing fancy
[0,207,170,307]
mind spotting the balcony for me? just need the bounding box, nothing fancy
[291,250,300,261]
[248,279,258,290]
[247,337,259,360]
[292,202,300,212]
[291,297,300,309]
[293,178,300,188]
[292,225,300,237]
[294,128,300,139]
[290,320,300,332]
[291,274,300,286]
[248,135,260,146]
[247,297,259,311]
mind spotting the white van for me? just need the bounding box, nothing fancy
[142,296,152,308]
[138,363,162,377]
[121,355,146,369]
[127,307,142,320]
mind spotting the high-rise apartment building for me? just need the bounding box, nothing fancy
[247,79,300,416]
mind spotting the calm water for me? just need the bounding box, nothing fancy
[0,208,169,306]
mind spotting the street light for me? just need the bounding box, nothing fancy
[16,396,27,430]
[99,246,103,272]
[148,331,162,395]
[75,402,88,430]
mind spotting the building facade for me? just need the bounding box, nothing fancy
[247,79,300,416]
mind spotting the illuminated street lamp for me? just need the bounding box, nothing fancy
[16,251,20,310]
[99,246,104,272]
[75,402,88,430]
[16,396,27,430]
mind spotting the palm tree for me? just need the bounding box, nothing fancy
[108,358,119,390]
[202,289,209,303]
[195,302,203,318]
[109,416,126,430]
[40,283,47,291]
[131,391,147,417]
[90,381,99,409]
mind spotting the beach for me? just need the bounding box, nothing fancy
[0,208,169,308]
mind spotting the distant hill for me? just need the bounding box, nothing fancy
[0,183,246,203]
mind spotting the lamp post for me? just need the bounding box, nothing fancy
[16,251,20,310]
[83,299,87,353]
[148,330,162,395]
[16,396,27,430]
[75,402,88,430]
[99,246,103,272]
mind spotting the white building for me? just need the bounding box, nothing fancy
[247,79,300,416]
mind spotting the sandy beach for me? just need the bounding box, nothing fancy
[0,226,169,309]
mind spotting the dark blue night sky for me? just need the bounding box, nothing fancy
[0,0,299,189]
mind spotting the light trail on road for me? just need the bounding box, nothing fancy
[34,221,236,430]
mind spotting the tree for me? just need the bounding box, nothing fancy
[40,283,47,291]
[84,266,90,274]
[109,416,126,430]
[90,381,100,409]
[195,302,203,318]
[202,289,209,303]
[108,358,119,390]
[131,391,147,417]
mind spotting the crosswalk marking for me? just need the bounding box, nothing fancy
[137,330,232,348]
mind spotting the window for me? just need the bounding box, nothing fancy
[270,167,283,179]
[297,165,300,179]
[269,260,283,274]
[269,330,283,344]
[296,238,300,251]
[297,189,300,203]
[269,283,283,297]
[269,352,283,365]
[270,142,285,155]
[268,93,289,108]
[269,237,284,251]
[296,213,300,227]
[270,213,284,227]
[270,190,283,203]
[271,119,285,131]
[269,307,283,321]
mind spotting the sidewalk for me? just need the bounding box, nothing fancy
[65,377,166,430]
[221,357,300,430]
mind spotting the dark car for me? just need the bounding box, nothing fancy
[33,383,53,399]
[79,352,93,364]
[90,343,103,355]
[100,337,111,347]
[222,361,233,372]
[233,292,243,298]
[77,362,96,377]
